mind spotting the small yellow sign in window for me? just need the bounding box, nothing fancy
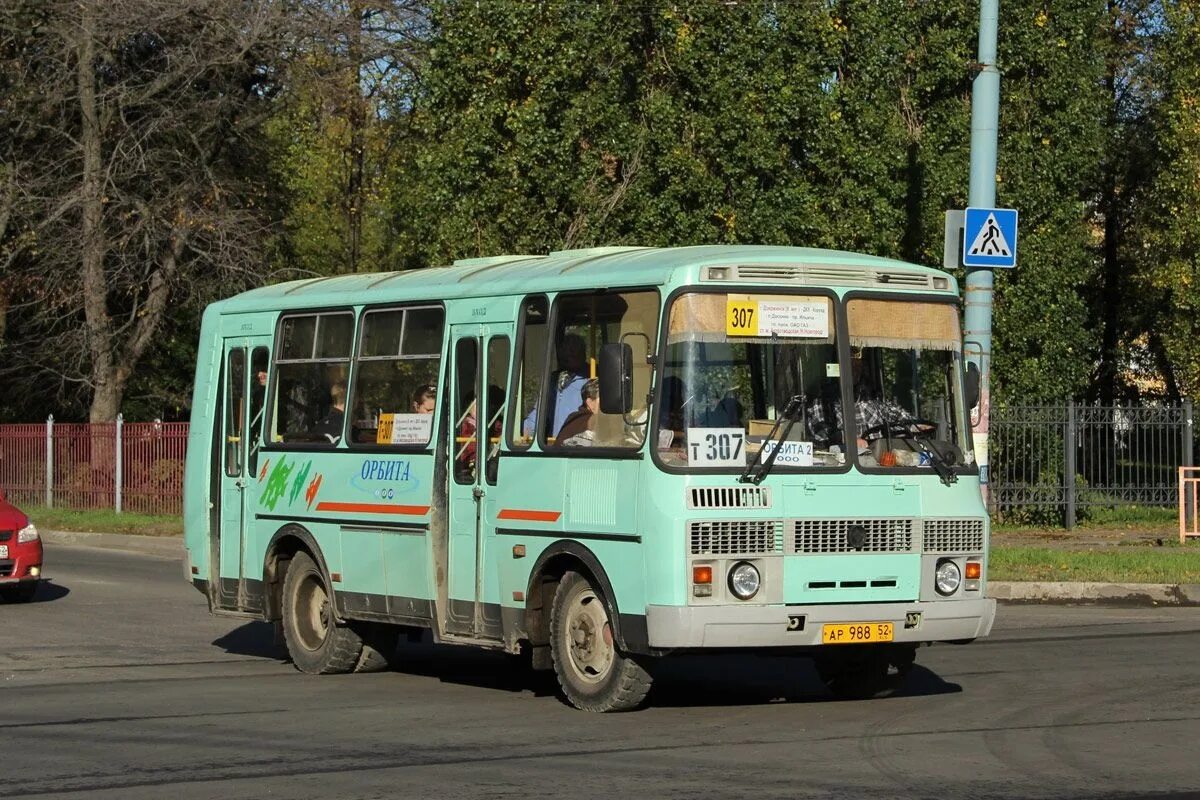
[726,300,758,336]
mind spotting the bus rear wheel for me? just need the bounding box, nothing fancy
[549,571,652,712]
[281,551,364,675]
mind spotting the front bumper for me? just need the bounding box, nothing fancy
[646,597,996,649]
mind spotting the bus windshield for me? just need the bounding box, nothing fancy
[656,292,846,470]
[655,293,971,474]
[845,298,970,471]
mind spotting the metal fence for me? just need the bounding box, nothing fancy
[989,401,1194,527]
[0,416,187,515]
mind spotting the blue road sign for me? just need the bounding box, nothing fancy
[963,207,1018,268]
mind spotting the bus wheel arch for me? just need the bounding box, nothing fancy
[524,543,629,668]
[263,525,332,623]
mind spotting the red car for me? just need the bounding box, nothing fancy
[0,489,42,603]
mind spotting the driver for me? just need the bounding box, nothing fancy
[807,348,907,452]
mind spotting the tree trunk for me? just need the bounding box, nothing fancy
[76,2,119,423]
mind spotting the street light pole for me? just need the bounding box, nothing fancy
[964,0,1000,495]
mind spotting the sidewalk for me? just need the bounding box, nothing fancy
[41,529,1200,607]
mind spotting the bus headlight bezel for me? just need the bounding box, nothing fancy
[728,561,761,601]
[934,559,962,596]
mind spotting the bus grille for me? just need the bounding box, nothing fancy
[687,486,772,510]
[689,520,784,555]
[792,519,915,554]
[922,519,985,553]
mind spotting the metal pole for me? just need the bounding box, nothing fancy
[1184,399,1194,468]
[115,413,123,514]
[45,414,54,509]
[964,0,1001,496]
[1065,400,1076,529]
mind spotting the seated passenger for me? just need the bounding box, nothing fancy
[411,384,436,414]
[312,381,346,443]
[557,379,599,447]
[522,334,588,438]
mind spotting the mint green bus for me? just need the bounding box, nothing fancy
[183,245,995,711]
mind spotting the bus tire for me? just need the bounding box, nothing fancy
[549,570,651,712]
[281,550,364,675]
[351,623,399,673]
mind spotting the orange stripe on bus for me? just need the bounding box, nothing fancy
[315,502,431,516]
[497,508,562,523]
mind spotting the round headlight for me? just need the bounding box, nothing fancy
[728,562,761,600]
[935,559,962,596]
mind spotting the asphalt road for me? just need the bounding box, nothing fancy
[3,545,1200,800]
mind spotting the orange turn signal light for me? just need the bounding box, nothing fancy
[693,565,713,585]
[965,561,982,580]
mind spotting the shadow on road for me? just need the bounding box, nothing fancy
[212,621,286,661]
[208,622,961,708]
[0,580,70,604]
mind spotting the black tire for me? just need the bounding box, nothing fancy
[281,551,364,674]
[0,582,38,603]
[351,623,400,673]
[549,571,652,712]
[816,644,916,701]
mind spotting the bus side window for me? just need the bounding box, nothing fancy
[224,348,245,476]
[510,296,548,450]
[271,312,354,445]
[485,336,510,484]
[349,305,443,447]
[248,346,269,473]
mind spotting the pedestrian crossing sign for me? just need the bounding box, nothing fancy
[962,207,1018,268]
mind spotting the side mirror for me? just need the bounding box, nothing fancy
[965,361,981,413]
[598,342,633,415]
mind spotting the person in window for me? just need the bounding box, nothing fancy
[522,333,588,438]
[807,349,905,452]
[313,381,346,443]
[456,386,506,475]
[411,384,436,414]
[557,379,599,447]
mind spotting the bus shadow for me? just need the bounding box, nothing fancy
[649,654,962,707]
[210,623,961,708]
[212,621,287,661]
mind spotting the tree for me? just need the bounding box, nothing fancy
[1,0,289,421]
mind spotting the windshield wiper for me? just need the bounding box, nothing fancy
[884,411,958,487]
[739,394,804,485]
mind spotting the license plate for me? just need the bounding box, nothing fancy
[822,622,894,644]
[0,545,7,558]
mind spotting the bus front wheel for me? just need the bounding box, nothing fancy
[281,550,365,675]
[549,571,652,712]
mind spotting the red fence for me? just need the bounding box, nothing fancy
[0,419,188,516]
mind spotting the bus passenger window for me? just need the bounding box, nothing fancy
[511,296,548,449]
[350,306,444,447]
[543,290,659,450]
[271,312,354,445]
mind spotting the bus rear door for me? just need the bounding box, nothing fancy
[215,335,271,612]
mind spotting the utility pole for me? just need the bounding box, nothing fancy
[963,0,1000,496]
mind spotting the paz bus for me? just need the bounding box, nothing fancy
[183,245,995,712]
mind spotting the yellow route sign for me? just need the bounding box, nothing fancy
[726,300,758,336]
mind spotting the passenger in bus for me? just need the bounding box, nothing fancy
[557,378,600,446]
[312,381,347,443]
[807,349,904,452]
[411,384,436,414]
[456,387,505,477]
[521,333,588,438]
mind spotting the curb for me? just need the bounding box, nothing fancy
[42,530,183,560]
[991,581,1200,607]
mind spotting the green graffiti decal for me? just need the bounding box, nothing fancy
[261,456,294,511]
[288,460,312,507]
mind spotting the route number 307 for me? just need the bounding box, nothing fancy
[688,430,745,467]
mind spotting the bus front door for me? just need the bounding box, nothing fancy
[444,325,509,640]
[215,337,271,612]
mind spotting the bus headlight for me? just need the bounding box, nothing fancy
[728,562,760,600]
[935,559,961,596]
